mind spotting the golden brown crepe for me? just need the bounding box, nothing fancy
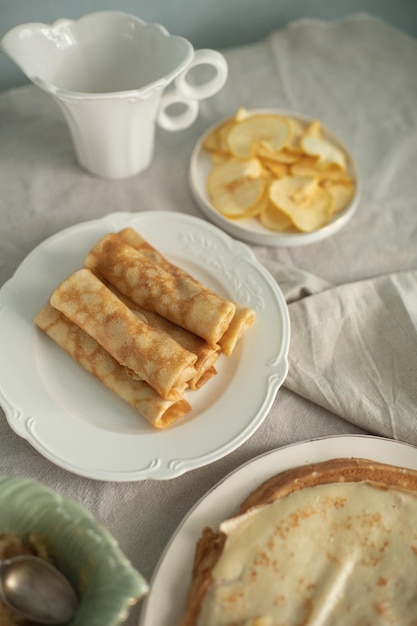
[217,305,256,356]
[117,227,255,355]
[134,307,220,390]
[84,232,236,346]
[49,268,197,401]
[180,458,417,626]
[109,287,221,390]
[117,227,172,268]
[35,304,192,428]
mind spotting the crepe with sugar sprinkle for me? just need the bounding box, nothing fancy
[180,457,417,625]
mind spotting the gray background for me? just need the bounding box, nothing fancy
[1,0,417,92]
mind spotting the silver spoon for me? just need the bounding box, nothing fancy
[0,554,78,624]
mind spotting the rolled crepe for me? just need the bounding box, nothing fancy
[193,365,217,389]
[117,227,255,355]
[50,268,197,401]
[84,233,236,346]
[218,306,256,356]
[134,307,220,390]
[34,304,191,428]
[108,286,220,390]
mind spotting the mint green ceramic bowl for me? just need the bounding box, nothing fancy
[0,475,148,625]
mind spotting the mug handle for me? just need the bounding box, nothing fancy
[157,92,199,132]
[175,49,228,101]
[157,49,228,132]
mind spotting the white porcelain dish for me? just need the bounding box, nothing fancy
[0,211,290,481]
[138,434,417,625]
[189,109,361,247]
[1,12,228,179]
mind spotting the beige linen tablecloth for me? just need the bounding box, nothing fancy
[0,13,416,625]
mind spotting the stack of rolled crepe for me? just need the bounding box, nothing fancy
[115,228,256,356]
[34,228,255,429]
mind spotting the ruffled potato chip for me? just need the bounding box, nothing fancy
[300,135,347,170]
[226,114,290,159]
[207,157,265,218]
[261,157,291,178]
[269,175,333,232]
[291,157,352,182]
[324,181,356,214]
[305,120,322,138]
[256,144,299,164]
[203,108,252,155]
[234,107,252,122]
[259,202,294,231]
[210,151,230,165]
[286,117,305,152]
[203,109,355,234]
[203,117,234,154]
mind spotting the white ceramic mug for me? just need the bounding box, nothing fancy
[1,11,228,179]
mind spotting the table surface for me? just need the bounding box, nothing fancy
[0,13,416,625]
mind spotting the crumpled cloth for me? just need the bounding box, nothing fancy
[285,269,417,442]
[0,13,417,625]
[260,249,417,443]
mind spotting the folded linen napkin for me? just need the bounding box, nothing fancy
[278,268,417,444]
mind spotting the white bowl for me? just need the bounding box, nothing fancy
[189,109,362,247]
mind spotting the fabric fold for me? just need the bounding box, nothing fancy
[284,270,417,444]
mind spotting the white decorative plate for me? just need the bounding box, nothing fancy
[138,435,417,625]
[0,211,290,481]
[189,109,361,247]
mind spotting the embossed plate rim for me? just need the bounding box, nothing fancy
[0,210,290,481]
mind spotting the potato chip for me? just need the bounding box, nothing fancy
[203,109,252,155]
[257,144,299,164]
[305,120,322,138]
[248,184,276,218]
[259,202,294,231]
[226,114,290,159]
[324,181,355,214]
[203,122,224,152]
[286,117,305,152]
[234,107,252,122]
[291,157,352,182]
[261,157,291,178]
[300,135,347,170]
[269,175,333,232]
[203,109,355,234]
[203,117,234,153]
[211,151,230,165]
[207,157,265,218]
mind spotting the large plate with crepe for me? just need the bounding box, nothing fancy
[138,434,417,625]
[0,211,289,481]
